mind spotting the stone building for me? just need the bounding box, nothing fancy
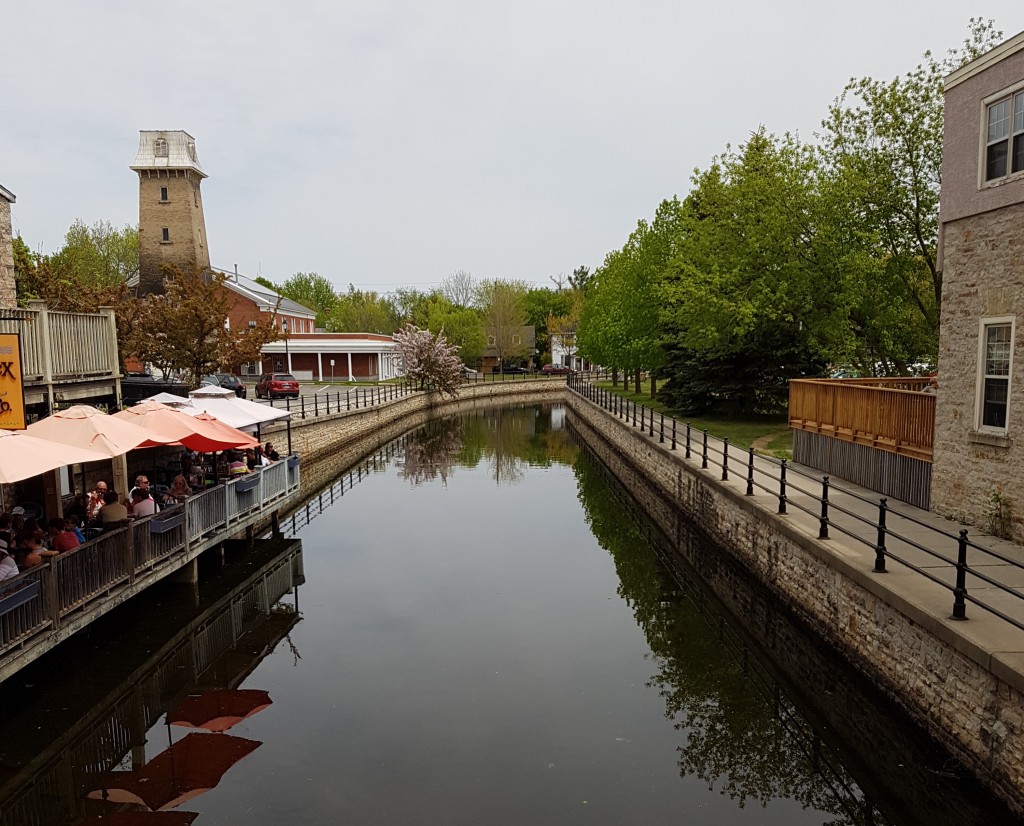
[130,131,211,295]
[0,184,16,309]
[932,31,1024,535]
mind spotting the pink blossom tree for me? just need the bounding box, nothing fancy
[395,323,462,397]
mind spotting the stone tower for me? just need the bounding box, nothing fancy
[0,184,16,309]
[131,130,211,295]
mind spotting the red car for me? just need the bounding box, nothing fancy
[255,373,300,399]
[542,364,572,375]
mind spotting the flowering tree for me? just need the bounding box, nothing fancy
[394,323,462,396]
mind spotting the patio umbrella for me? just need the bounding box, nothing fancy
[114,401,256,452]
[76,812,199,826]
[191,413,259,449]
[27,404,172,457]
[0,429,110,484]
[187,386,291,430]
[168,689,272,733]
[88,732,261,811]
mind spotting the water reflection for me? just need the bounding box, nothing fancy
[571,426,1022,826]
[0,538,303,826]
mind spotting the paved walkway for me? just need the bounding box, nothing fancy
[590,393,1024,693]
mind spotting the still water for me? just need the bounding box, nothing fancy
[0,402,1020,825]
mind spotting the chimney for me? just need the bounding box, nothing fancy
[233,263,238,281]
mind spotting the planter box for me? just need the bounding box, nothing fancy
[150,511,185,534]
[287,455,300,469]
[234,475,260,493]
[0,579,40,615]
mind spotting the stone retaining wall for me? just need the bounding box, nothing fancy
[565,391,1024,815]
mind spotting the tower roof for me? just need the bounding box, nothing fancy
[0,184,14,203]
[130,130,207,177]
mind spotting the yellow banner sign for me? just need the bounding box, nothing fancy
[0,333,26,430]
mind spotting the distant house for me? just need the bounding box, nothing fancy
[550,331,595,371]
[480,325,535,372]
[932,30,1024,536]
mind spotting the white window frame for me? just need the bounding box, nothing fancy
[975,315,1015,434]
[980,81,1024,187]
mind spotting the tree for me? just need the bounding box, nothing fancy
[394,323,461,396]
[275,272,338,327]
[477,279,529,369]
[127,264,279,387]
[548,289,583,368]
[523,287,571,364]
[46,220,139,290]
[441,270,477,308]
[326,285,400,334]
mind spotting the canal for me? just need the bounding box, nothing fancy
[0,402,1020,825]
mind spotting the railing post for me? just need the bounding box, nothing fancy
[685,423,691,458]
[355,389,360,409]
[301,396,306,419]
[286,396,291,414]
[701,430,708,469]
[347,392,351,411]
[659,413,664,444]
[314,394,319,417]
[125,523,136,583]
[632,401,637,427]
[43,562,61,630]
[874,498,888,573]
[671,419,677,450]
[722,438,729,481]
[952,529,969,620]
[746,447,755,495]
[640,405,645,431]
[648,408,654,437]
[818,476,830,539]
[778,459,788,514]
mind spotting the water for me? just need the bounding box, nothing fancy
[0,402,1019,825]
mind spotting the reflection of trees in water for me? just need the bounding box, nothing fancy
[457,405,576,485]
[397,417,464,486]
[573,452,877,826]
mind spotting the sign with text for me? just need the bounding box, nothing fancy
[0,333,26,430]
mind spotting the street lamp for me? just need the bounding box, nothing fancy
[282,320,290,372]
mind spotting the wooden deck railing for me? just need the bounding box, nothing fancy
[0,458,301,663]
[788,378,935,462]
[0,301,118,383]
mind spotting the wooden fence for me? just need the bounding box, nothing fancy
[788,378,934,462]
[0,457,301,665]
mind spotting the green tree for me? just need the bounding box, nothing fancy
[326,285,400,334]
[47,219,138,289]
[477,279,530,368]
[523,287,570,364]
[275,272,338,327]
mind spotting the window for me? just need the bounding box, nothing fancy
[512,334,521,345]
[248,320,257,328]
[161,227,170,242]
[160,186,168,201]
[154,138,168,157]
[487,335,496,346]
[985,90,1024,182]
[978,318,1014,432]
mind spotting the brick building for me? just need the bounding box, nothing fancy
[932,31,1024,536]
[131,130,211,295]
[0,184,16,309]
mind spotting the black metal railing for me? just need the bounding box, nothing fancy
[567,374,1024,632]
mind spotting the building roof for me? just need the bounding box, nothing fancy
[0,183,15,203]
[130,130,207,178]
[945,29,1024,89]
[214,268,317,319]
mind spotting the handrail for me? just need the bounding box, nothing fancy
[568,375,1024,632]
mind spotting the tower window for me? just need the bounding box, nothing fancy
[160,186,169,202]
[161,227,170,243]
[154,138,168,158]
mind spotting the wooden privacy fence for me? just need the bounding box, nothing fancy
[788,378,935,462]
[0,301,118,382]
[0,457,301,662]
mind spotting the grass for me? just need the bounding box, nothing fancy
[595,379,793,458]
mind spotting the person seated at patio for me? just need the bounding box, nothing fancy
[228,452,248,477]
[10,507,25,534]
[245,448,258,471]
[127,475,151,503]
[163,475,192,505]
[14,532,57,571]
[130,489,157,519]
[86,481,109,522]
[48,517,80,553]
[65,515,86,544]
[99,489,128,527]
[0,540,18,580]
[264,442,280,461]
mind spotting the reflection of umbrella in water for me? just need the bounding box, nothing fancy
[169,689,272,733]
[88,732,260,811]
[76,812,200,825]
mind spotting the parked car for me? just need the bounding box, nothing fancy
[255,373,300,399]
[121,371,189,407]
[460,366,480,378]
[202,373,247,398]
[542,364,572,375]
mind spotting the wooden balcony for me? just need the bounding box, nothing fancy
[789,377,935,509]
[789,377,935,462]
[0,456,302,683]
[0,300,120,407]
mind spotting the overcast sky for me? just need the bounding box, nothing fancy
[4,2,1021,293]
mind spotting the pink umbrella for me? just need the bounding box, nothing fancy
[115,402,257,452]
[27,404,172,457]
[0,429,110,484]
[168,689,272,733]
